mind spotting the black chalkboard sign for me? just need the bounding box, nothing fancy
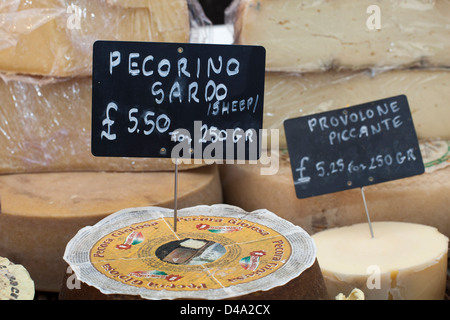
[91,41,266,160]
[284,95,424,199]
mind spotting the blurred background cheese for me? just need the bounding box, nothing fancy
[313,222,448,300]
[220,140,450,240]
[0,165,222,292]
[0,0,190,77]
[230,0,450,72]
[0,256,35,300]
[0,75,203,173]
[264,69,450,149]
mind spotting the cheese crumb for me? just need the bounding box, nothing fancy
[335,288,365,300]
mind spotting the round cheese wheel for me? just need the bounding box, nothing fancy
[312,221,449,300]
[0,257,35,300]
[59,204,327,300]
[220,141,450,239]
[0,165,222,292]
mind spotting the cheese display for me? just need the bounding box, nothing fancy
[220,140,450,239]
[229,0,450,72]
[0,165,222,292]
[60,204,327,300]
[312,222,449,300]
[0,256,35,300]
[0,75,205,173]
[0,0,191,77]
[263,69,450,149]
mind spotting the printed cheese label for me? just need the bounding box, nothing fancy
[64,205,316,300]
[89,215,292,291]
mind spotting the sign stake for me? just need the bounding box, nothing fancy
[173,158,179,233]
[361,186,374,238]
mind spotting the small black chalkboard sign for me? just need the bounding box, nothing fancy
[91,41,266,161]
[284,95,424,199]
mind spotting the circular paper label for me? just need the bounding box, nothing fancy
[64,205,316,300]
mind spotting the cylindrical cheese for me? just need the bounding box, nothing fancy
[312,222,449,300]
[0,0,191,77]
[0,165,222,292]
[0,76,204,174]
[0,257,35,300]
[231,0,450,72]
[60,204,327,300]
[263,69,450,149]
[220,141,450,239]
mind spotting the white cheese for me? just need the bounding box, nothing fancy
[313,222,449,300]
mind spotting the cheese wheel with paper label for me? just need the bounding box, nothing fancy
[0,165,222,292]
[60,204,327,300]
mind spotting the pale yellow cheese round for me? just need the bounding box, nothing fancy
[312,221,449,300]
[0,257,35,300]
[0,165,222,292]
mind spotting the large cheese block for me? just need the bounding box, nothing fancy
[0,0,190,77]
[0,256,35,300]
[230,0,450,72]
[263,69,450,149]
[60,204,327,300]
[0,75,204,173]
[313,222,449,300]
[0,165,222,292]
[220,140,450,239]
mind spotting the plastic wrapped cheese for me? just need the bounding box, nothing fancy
[0,75,205,173]
[263,68,450,149]
[0,165,222,292]
[313,222,448,300]
[228,0,450,72]
[220,140,450,239]
[0,0,209,77]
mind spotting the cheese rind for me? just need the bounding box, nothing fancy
[0,165,222,292]
[0,0,190,76]
[0,76,203,173]
[264,69,450,149]
[219,141,450,239]
[231,0,450,72]
[312,222,449,300]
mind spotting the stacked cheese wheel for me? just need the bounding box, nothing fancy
[60,205,327,300]
[226,0,450,299]
[0,0,216,295]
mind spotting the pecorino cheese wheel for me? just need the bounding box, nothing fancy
[0,165,222,292]
[0,257,35,300]
[60,204,327,300]
[220,140,450,239]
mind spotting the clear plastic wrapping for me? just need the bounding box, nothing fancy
[227,0,450,72]
[263,68,450,149]
[0,75,204,173]
[0,0,211,77]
